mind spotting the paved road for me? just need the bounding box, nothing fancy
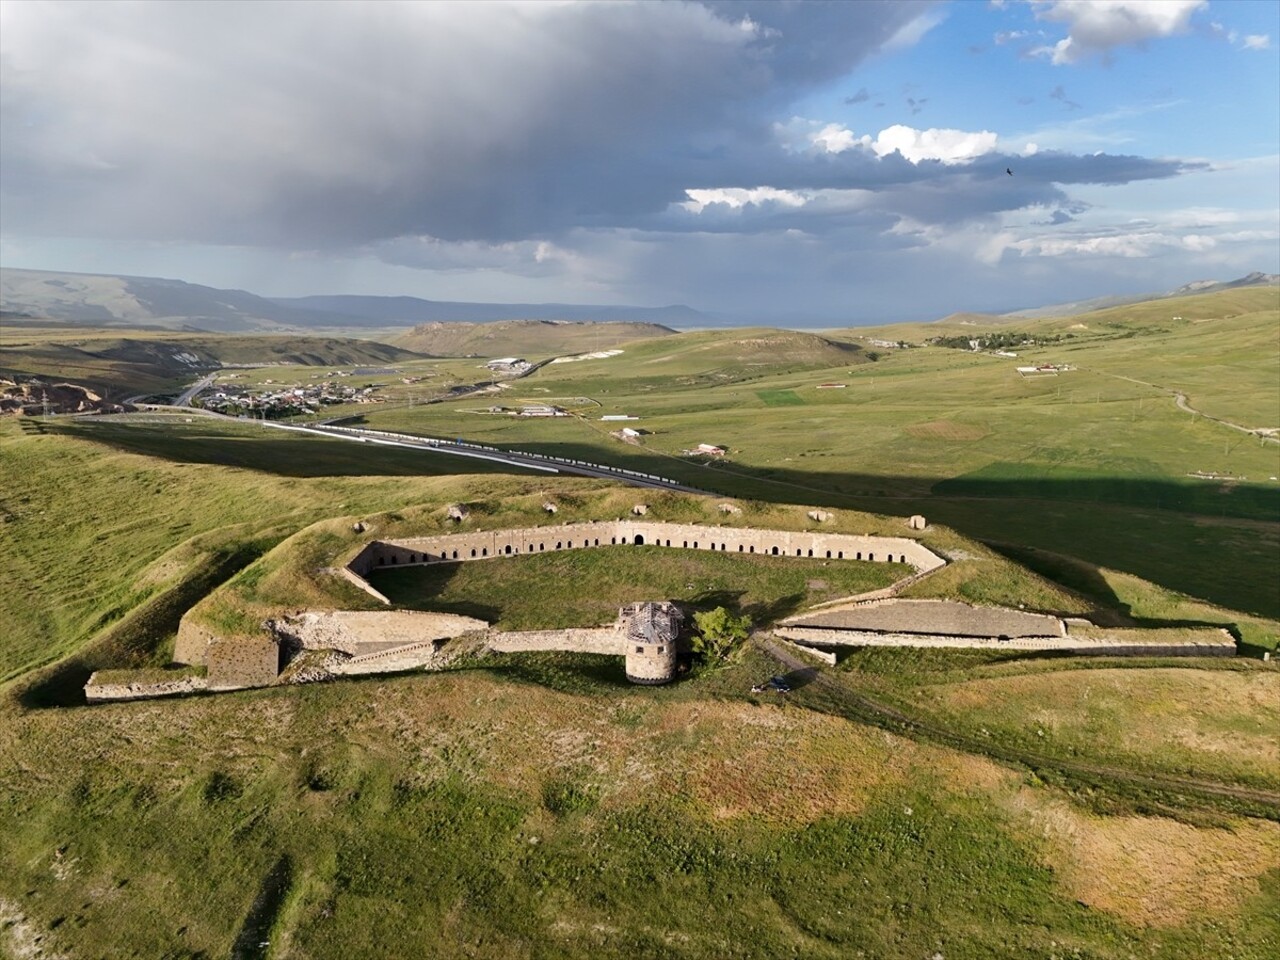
[174,374,216,407]
[258,420,712,494]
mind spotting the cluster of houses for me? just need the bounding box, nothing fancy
[484,357,532,375]
[198,378,385,417]
[486,403,567,417]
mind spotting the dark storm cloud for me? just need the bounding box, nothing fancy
[0,0,932,247]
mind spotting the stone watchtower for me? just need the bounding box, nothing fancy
[621,601,682,685]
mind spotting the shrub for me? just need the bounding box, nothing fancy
[691,606,751,661]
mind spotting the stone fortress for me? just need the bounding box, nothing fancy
[86,514,1236,703]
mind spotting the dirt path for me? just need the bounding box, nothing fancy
[755,635,1280,817]
[1083,367,1278,443]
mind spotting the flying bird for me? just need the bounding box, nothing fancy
[1006,167,1013,176]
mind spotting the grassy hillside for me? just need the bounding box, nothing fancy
[0,328,425,396]
[344,308,1279,617]
[0,418,538,682]
[393,319,674,358]
[837,287,1279,428]
[2,412,1278,958]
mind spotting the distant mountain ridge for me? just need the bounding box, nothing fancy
[0,267,711,331]
[272,294,709,327]
[1003,272,1278,320]
[394,319,675,357]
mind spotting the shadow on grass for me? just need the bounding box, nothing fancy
[43,419,530,479]
[14,541,276,709]
[230,855,293,960]
[42,420,1280,618]
[989,542,1261,657]
[368,563,502,622]
[448,652,635,695]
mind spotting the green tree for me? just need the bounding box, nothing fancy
[691,606,751,661]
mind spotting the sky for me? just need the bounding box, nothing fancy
[1,0,1277,324]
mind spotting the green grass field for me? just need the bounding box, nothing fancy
[3,659,1277,959]
[370,546,908,628]
[2,288,1278,958]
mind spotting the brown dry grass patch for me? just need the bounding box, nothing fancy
[930,668,1280,780]
[1005,788,1280,927]
[904,420,989,441]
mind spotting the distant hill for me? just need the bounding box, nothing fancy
[932,312,1007,326]
[1004,271,1278,320]
[0,332,424,396]
[273,294,710,327]
[394,319,675,358]
[0,268,712,332]
[0,268,351,332]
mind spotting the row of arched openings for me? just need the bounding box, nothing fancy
[377,537,909,566]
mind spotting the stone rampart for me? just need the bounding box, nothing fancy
[85,674,210,703]
[173,618,220,666]
[336,565,391,604]
[335,641,447,675]
[784,599,1066,639]
[348,520,946,602]
[776,625,1236,657]
[487,628,623,655]
[207,636,280,690]
[270,610,488,656]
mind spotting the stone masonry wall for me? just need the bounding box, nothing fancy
[173,618,220,666]
[207,636,280,690]
[85,674,210,703]
[348,521,946,602]
[487,628,623,655]
[776,625,1237,657]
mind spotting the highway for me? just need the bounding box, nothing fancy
[174,374,216,407]
[257,420,711,493]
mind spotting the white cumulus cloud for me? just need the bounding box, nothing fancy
[794,120,999,165]
[681,187,808,214]
[1031,0,1206,64]
[870,125,1000,164]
